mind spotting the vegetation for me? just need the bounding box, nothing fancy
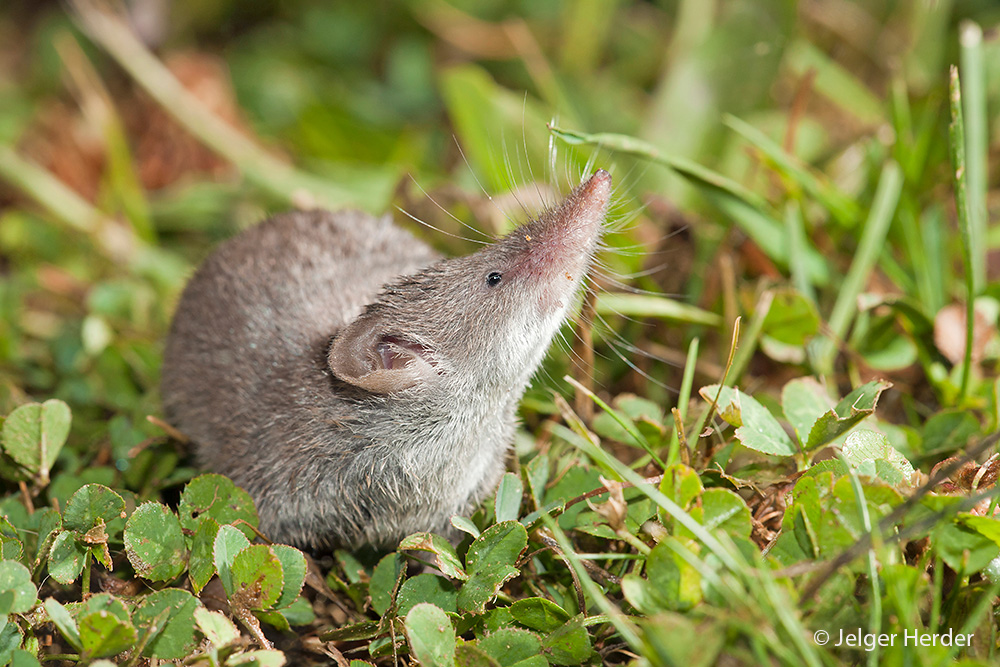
[0,0,999,664]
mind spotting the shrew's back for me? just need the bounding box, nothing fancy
[161,210,439,475]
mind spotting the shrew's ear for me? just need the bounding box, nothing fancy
[328,313,435,394]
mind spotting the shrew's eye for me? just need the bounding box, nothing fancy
[486,271,503,287]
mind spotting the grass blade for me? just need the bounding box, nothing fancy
[948,66,975,399]
[814,161,903,375]
[724,114,859,228]
[539,514,643,650]
[959,21,987,296]
[595,293,722,327]
[563,375,665,469]
[784,201,816,304]
[56,33,155,244]
[549,422,742,573]
[835,451,883,667]
[70,0,360,211]
[667,337,699,465]
[551,124,831,284]
[0,146,136,261]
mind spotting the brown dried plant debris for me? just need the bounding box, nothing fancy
[930,454,1000,513]
[19,101,106,202]
[19,51,245,202]
[122,51,244,190]
[748,479,794,548]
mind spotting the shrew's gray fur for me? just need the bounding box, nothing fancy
[161,170,611,550]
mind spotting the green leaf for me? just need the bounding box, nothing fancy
[682,488,753,541]
[177,473,258,539]
[637,612,724,667]
[369,552,405,616]
[0,622,22,665]
[615,395,666,425]
[405,603,456,667]
[44,598,81,651]
[47,531,87,584]
[483,608,514,633]
[466,521,528,572]
[79,609,137,659]
[214,525,250,597]
[509,597,570,633]
[275,595,314,626]
[451,516,480,539]
[48,470,118,518]
[397,573,458,617]
[231,545,284,610]
[10,649,41,667]
[25,507,61,568]
[227,649,288,666]
[456,642,503,667]
[855,316,918,371]
[125,502,188,582]
[525,453,549,506]
[458,563,520,614]
[781,471,903,563]
[960,515,1000,547]
[620,573,655,614]
[699,385,797,456]
[805,381,892,451]
[571,495,657,540]
[0,591,13,618]
[509,657,547,667]
[657,464,703,529]
[544,467,601,530]
[0,517,23,563]
[194,607,240,648]
[761,288,821,345]
[398,532,467,580]
[494,473,523,523]
[132,588,200,660]
[922,409,980,455]
[477,627,542,667]
[0,561,36,613]
[636,541,702,612]
[540,616,592,666]
[841,430,915,486]
[270,544,306,609]
[459,522,527,613]
[253,609,289,632]
[932,521,999,576]
[62,484,125,534]
[320,621,382,642]
[82,594,131,623]
[781,377,834,447]
[188,517,220,594]
[1,400,71,480]
[335,549,366,584]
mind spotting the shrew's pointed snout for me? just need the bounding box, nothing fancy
[557,168,612,238]
[569,169,612,222]
[512,169,611,285]
[584,168,612,198]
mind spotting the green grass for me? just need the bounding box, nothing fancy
[0,1,999,665]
